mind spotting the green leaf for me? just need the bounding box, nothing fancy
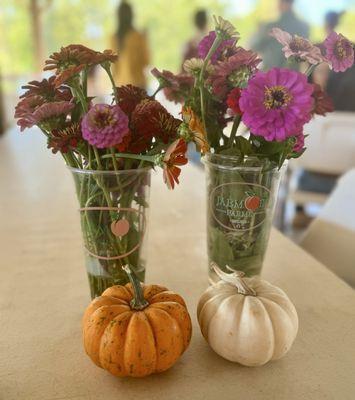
[208,227,234,268]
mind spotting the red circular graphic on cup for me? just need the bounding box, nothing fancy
[244,196,261,211]
[111,219,130,237]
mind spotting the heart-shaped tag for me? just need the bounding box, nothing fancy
[110,219,130,237]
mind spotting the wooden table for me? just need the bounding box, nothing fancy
[1,128,355,400]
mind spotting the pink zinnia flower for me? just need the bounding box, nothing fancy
[270,28,324,64]
[292,130,305,153]
[323,31,354,72]
[198,31,235,64]
[240,68,314,142]
[209,48,261,98]
[81,104,129,149]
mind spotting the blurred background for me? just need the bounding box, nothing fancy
[1,0,355,285]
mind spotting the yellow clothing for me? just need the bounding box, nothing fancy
[111,30,149,88]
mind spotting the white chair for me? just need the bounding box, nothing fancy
[300,169,355,287]
[287,111,355,208]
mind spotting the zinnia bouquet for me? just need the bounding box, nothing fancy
[14,44,190,297]
[153,17,354,279]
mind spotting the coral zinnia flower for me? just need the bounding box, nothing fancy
[209,48,261,98]
[270,28,324,64]
[311,84,334,116]
[198,31,235,64]
[162,138,188,190]
[323,32,354,72]
[240,68,314,141]
[44,44,117,86]
[182,106,209,153]
[226,88,242,115]
[20,76,72,102]
[81,104,129,149]
[117,84,149,116]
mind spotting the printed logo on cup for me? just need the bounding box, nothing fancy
[210,182,270,232]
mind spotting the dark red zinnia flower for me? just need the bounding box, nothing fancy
[117,85,149,116]
[163,138,188,190]
[131,99,181,146]
[47,122,83,154]
[311,84,334,116]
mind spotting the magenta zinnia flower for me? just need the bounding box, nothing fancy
[240,68,314,141]
[270,28,324,65]
[198,31,235,63]
[81,104,129,149]
[323,31,354,72]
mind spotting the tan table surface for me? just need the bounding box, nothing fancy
[1,129,355,400]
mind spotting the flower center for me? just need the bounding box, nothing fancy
[334,39,349,60]
[264,85,293,109]
[228,66,251,88]
[289,36,311,52]
[94,110,114,128]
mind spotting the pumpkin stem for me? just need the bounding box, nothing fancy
[122,265,149,310]
[211,262,256,296]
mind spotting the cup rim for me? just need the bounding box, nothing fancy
[202,152,287,172]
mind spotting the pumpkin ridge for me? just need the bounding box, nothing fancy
[258,293,298,322]
[149,302,192,350]
[258,296,298,337]
[99,310,133,376]
[123,311,157,376]
[251,296,276,358]
[143,285,169,301]
[102,286,133,302]
[149,291,187,307]
[144,307,184,372]
[200,292,240,338]
[84,304,130,367]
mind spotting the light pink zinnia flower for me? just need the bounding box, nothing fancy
[81,104,129,149]
[16,100,74,131]
[209,48,261,98]
[323,31,354,72]
[240,68,314,142]
[198,31,235,64]
[270,28,324,64]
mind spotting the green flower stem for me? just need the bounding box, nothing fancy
[82,67,88,97]
[304,63,317,77]
[198,34,224,135]
[102,63,119,103]
[151,84,163,98]
[71,81,88,113]
[228,114,242,147]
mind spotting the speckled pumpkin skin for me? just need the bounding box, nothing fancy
[82,284,192,377]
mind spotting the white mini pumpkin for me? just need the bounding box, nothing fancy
[197,264,299,366]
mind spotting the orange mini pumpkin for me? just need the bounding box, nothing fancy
[82,266,192,378]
